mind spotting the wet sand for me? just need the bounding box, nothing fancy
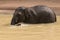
[0,14,60,40]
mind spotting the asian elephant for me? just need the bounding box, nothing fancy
[11,5,56,25]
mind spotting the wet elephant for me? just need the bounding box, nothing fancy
[11,5,56,25]
[23,5,56,23]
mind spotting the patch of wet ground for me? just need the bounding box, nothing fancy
[0,13,60,40]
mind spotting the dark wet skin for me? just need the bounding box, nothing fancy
[11,5,56,26]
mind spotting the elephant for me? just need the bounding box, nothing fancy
[11,5,56,25]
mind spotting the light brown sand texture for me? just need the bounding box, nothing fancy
[0,14,60,40]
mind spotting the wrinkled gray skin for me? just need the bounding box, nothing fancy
[11,5,56,25]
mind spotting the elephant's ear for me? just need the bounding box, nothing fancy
[24,8,37,18]
[29,8,37,16]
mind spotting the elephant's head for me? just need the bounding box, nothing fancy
[11,7,26,25]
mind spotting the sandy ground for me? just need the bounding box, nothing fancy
[0,14,60,40]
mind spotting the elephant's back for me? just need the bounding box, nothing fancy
[24,5,56,23]
[32,5,56,19]
[32,5,56,23]
[32,5,54,14]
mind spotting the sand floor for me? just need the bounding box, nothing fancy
[0,14,60,40]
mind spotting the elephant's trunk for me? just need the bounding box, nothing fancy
[11,15,19,25]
